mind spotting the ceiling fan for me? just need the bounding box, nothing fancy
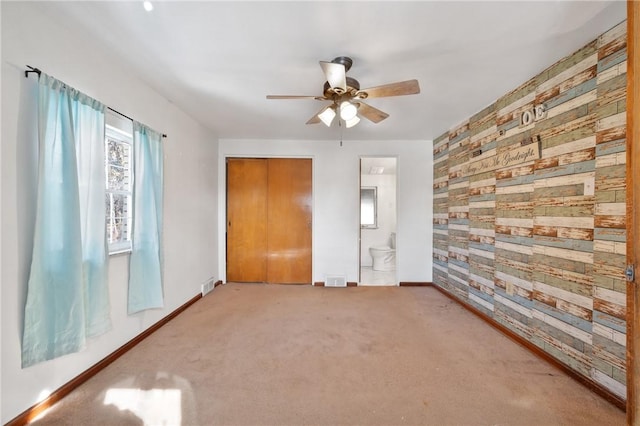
[266,56,420,128]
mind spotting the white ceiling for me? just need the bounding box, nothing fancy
[41,1,626,141]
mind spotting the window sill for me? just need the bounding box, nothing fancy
[109,249,132,257]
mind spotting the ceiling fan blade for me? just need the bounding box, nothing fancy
[320,61,347,93]
[358,79,420,99]
[267,95,327,100]
[357,102,389,123]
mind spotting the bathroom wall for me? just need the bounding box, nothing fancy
[432,21,627,399]
[360,173,397,267]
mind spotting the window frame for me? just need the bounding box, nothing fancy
[105,123,133,255]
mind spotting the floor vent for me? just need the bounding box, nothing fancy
[325,275,347,287]
[201,278,216,296]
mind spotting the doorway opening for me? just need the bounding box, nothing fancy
[359,157,397,285]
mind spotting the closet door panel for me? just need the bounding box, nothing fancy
[226,158,268,282]
[266,158,312,284]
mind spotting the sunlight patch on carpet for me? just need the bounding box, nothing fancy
[104,388,182,425]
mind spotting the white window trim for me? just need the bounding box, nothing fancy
[106,124,133,255]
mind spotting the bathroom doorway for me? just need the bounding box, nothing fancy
[359,157,397,285]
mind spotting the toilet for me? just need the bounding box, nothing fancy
[369,233,396,271]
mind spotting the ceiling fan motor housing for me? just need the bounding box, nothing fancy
[323,77,360,98]
[331,56,353,72]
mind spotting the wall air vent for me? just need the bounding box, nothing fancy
[325,275,347,287]
[201,277,216,296]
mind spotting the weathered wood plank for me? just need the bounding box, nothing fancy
[598,74,627,108]
[495,225,533,237]
[535,171,595,188]
[542,135,595,158]
[533,280,593,307]
[594,227,626,242]
[532,308,592,344]
[533,245,594,264]
[449,121,470,140]
[594,299,626,320]
[594,215,626,229]
[533,270,593,296]
[596,111,626,131]
[534,204,595,217]
[598,32,627,61]
[547,89,597,120]
[539,50,598,93]
[538,112,596,140]
[593,240,626,255]
[536,148,596,170]
[535,195,595,207]
[533,226,594,241]
[560,65,599,93]
[598,21,626,49]
[534,235,594,253]
[596,60,626,85]
[597,47,627,74]
[533,216,594,228]
[596,152,627,167]
[595,202,626,216]
[533,184,586,199]
[468,186,496,196]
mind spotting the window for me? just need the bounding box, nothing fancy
[105,112,133,254]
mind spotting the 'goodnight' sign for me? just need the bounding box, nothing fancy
[462,143,540,177]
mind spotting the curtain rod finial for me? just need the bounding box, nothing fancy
[25,65,41,78]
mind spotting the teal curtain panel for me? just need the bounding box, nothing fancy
[22,74,110,367]
[128,122,164,314]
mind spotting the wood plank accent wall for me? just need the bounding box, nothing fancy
[433,21,628,401]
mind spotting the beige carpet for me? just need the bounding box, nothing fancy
[33,284,624,425]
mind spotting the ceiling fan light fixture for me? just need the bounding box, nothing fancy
[339,101,358,121]
[318,106,336,127]
[345,116,360,128]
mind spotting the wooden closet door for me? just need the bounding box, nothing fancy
[226,158,268,282]
[266,158,312,284]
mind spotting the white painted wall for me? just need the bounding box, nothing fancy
[2,2,434,421]
[217,139,433,284]
[360,173,397,268]
[1,3,218,423]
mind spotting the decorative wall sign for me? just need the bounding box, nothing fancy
[462,141,540,177]
[520,104,547,126]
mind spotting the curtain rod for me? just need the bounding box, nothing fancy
[107,107,167,138]
[25,65,167,138]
